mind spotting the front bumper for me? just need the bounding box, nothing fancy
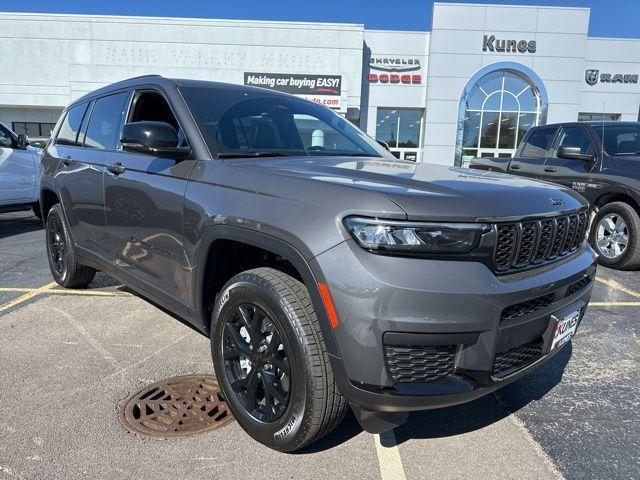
[311,239,597,412]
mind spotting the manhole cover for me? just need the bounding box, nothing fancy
[119,375,234,439]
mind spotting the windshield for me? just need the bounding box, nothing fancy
[180,86,393,159]
[594,124,640,156]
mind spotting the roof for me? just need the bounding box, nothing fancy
[70,74,296,107]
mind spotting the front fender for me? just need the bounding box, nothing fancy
[189,224,342,359]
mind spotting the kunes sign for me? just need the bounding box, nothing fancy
[482,35,537,54]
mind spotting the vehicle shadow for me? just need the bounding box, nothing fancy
[0,212,43,240]
[297,344,571,453]
[393,344,572,446]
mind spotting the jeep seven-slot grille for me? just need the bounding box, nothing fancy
[493,339,544,377]
[494,211,589,273]
[384,345,456,383]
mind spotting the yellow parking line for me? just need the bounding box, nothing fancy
[0,287,32,292]
[0,282,57,314]
[595,277,640,299]
[374,431,407,480]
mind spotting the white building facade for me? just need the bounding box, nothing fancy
[1,3,640,165]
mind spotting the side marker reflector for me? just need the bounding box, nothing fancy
[318,283,339,328]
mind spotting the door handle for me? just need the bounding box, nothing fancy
[510,164,521,170]
[62,156,74,167]
[106,162,126,175]
[544,167,557,173]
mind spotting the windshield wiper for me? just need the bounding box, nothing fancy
[318,152,380,157]
[613,151,640,156]
[218,152,290,159]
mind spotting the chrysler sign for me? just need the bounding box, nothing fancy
[368,56,423,84]
[482,35,536,54]
[369,56,422,72]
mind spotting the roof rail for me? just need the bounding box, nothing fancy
[124,74,163,81]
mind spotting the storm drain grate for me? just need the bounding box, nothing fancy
[119,375,234,439]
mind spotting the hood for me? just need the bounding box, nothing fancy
[228,156,587,222]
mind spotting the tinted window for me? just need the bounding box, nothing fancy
[555,127,592,156]
[180,86,391,159]
[56,103,88,146]
[0,124,13,148]
[521,127,557,158]
[83,92,128,150]
[594,124,640,156]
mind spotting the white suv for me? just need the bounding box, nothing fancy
[0,121,42,218]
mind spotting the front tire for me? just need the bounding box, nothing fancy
[590,201,640,270]
[45,204,96,288]
[211,267,347,452]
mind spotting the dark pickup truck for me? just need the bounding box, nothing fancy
[471,122,640,270]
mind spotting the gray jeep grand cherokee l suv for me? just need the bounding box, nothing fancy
[41,76,596,451]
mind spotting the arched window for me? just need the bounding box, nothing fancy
[456,63,547,166]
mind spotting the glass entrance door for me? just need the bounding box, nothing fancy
[375,108,423,162]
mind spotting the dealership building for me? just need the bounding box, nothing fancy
[1,2,640,165]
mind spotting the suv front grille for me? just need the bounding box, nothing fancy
[493,339,543,378]
[501,293,555,322]
[384,345,455,383]
[494,210,589,273]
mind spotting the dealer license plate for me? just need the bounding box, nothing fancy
[550,309,580,352]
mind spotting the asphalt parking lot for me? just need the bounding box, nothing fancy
[0,210,638,480]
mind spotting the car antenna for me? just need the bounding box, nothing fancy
[600,102,605,172]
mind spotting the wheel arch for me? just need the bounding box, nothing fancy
[192,225,340,357]
[39,187,60,220]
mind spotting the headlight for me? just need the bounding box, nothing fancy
[344,217,489,254]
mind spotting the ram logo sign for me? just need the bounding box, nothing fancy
[585,69,600,86]
[584,69,639,86]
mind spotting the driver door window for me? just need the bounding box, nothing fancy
[553,127,593,157]
[545,126,595,184]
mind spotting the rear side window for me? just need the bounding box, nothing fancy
[56,103,88,146]
[83,92,129,150]
[520,127,557,158]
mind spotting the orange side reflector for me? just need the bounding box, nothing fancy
[318,283,339,329]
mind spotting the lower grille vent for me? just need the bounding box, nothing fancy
[493,339,543,378]
[384,345,455,383]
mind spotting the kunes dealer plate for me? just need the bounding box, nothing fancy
[550,309,580,352]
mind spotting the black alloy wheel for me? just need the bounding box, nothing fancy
[47,214,66,276]
[45,204,96,288]
[222,303,291,422]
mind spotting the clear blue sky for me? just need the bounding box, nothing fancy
[3,0,640,38]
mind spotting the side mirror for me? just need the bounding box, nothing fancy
[557,146,594,162]
[377,140,390,151]
[120,121,191,160]
[16,134,29,150]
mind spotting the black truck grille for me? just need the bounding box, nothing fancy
[493,339,543,377]
[384,345,455,383]
[493,210,589,273]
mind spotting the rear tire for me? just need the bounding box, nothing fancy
[45,203,96,288]
[211,267,347,452]
[589,201,640,270]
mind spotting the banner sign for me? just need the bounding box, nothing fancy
[244,72,343,109]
